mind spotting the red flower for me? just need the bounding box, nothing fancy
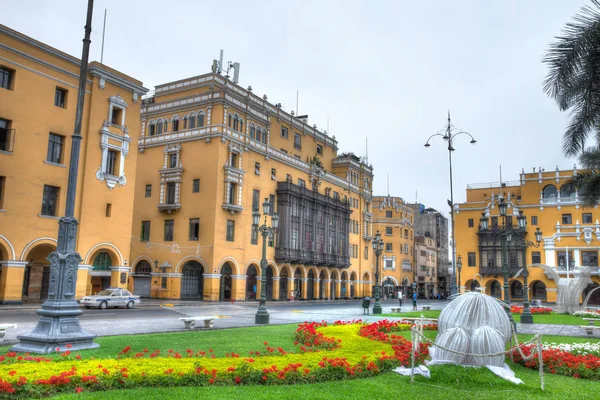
[75,387,83,393]
[235,376,242,384]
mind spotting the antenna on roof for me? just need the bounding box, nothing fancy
[100,9,107,64]
[218,50,224,74]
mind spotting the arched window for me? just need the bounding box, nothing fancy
[233,115,239,131]
[239,118,244,133]
[250,124,256,139]
[183,116,188,130]
[163,120,168,133]
[93,252,112,271]
[542,185,557,200]
[148,121,156,136]
[262,129,267,144]
[256,127,261,142]
[198,112,205,127]
[172,116,180,132]
[560,183,575,199]
[189,113,196,129]
[228,114,232,127]
[157,119,164,134]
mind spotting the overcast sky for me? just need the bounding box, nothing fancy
[2,0,585,219]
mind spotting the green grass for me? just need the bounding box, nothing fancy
[512,313,588,325]
[380,310,441,318]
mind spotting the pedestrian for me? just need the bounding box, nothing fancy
[412,292,417,311]
[398,291,403,307]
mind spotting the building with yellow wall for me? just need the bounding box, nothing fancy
[371,195,415,299]
[129,72,376,301]
[0,24,147,304]
[414,235,438,298]
[455,166,600,304]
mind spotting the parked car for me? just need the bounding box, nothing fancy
[80,288,140,309]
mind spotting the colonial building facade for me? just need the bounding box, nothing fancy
[371,195,415,298]
[414,235,438,298]
[0,24,147,304]
[455,166,600,304]
[129,73,376,301]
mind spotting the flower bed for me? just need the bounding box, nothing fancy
[573,310,600,318]
[510,305,553,315]
[0,320,430,397]
[513,344,600,380]
[542,342,600,358]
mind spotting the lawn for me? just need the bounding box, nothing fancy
[380,310,441,319]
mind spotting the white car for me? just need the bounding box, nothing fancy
[80,288,140,309]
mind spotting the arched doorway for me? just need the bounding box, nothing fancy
[280,268,289,301]
[307,270,315,299]
[90,250,113,294]
[266,265,274,300]
[350,272,357,298]
[383,277,395,299]
[531,281,547,301]
[402,278,411,296]
[340,272,348,299]
[133,260,152,298]
[330,271,338,300]
[584,283,600,306]
[220,263,233,301]
[22,243,55,302]
[362,272,370,296]
[510,280,523,300]
[246,265,258,300]
[490,280,502,299]
[469,280,481,292]
[294,268,302,300]
[181,260,204,299]
[319,271,326,299]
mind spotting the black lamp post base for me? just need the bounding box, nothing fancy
[11,305,98,354]
[255,312,270,324]
[373,302,382,315]
[520,313,534,324]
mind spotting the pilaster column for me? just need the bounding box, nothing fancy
[300,277,308,299]
[272,276,280,300]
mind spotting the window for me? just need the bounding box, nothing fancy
[141,221,151,242]
[491,216,498,228]
[145,184,152,198]
[164,219,174,241]
[269,194,276,216]
[562,214,572,224]
[230,153,238,168]
[251,227,258,245]
[93,252,112,271]
[183,117,188,129]
[148,123,156,136]
[105,203,112,217]
[193,179,200,193]
[0,176,5,209]
[226,220,235,241]
[233,115,239,131]
[364,246,368,260]
[286,173,292,182]
[385,243,393,251]
[228,182,237,204]
[385,227,393,235]
[298,178,306,188]
[0,118,12,152]
[188,115,195,129]
[531,216,538,226]
[583,213,593,224]
[582,251,598,267]
[197,113,205,127]
[110,107,123,125]
[157,121,163,135]
[294,133,302,149]
[172,118,179,132]
[169,153,177,168]
[46,133,64,164]
[54,87,67,108]
[268,231,274,247]
[404,229,408,238]
[404,244,409,254]
[105,149,118,176]
[255,162,261,175]
[468,219,474,228]
[0,66,14,90]
[163,120,168,133]
[271,168,276,181]
[468,252,476,266]
[252,189,261,213]
[41,185,60,216]
[531,251,541,264]
[189,218,199,241]
[281,126,288,138]
[161,277,168,289]
[166,182,176,204]
[386,211,392,218]
[316,144,323,155]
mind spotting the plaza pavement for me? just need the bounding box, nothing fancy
[1,299,597,345]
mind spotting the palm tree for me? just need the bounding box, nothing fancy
[570,146,600,206]
[543,0,600,156]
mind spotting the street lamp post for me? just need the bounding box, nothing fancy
[253,198,279,324]
[12,0,98,354]
[457,255,463,293]
[372,231,384,314]
[516,211,543,324]
[425,113,476,296]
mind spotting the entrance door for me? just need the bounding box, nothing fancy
[134,277,151,297]
[220,263,233,301]
[181,261,204,299]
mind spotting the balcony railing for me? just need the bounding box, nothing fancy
[157,202,181,213]
[275,248,350,268]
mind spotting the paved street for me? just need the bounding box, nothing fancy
[1,299,597,345]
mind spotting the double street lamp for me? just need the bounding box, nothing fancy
[479,199,543,326]
[425,113,476,296]
[252,199,279,324]
[372,231,384,315]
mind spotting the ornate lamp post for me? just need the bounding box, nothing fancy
[372,231,384,314]
[515,211,543,324]
[253,198,279,324]
[457,255,463,293]
[425,113,476,295]
[12,0,98,354]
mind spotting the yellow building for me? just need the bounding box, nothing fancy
[130,72,376,301]
[455,166,600,304]
[372,195,415,298]
[0,24,147,304]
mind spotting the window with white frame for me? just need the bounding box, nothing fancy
[96,95,130,189]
